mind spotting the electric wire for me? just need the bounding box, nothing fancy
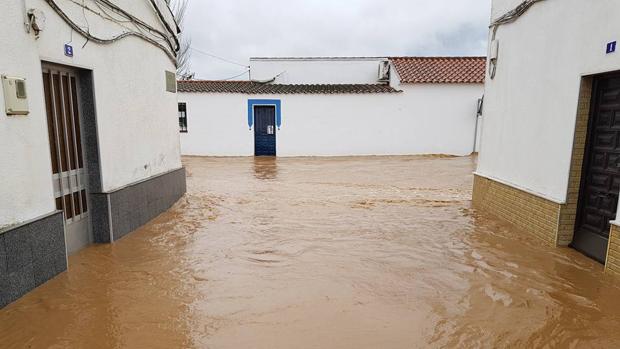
[490,0,545,28]
[219,70,251,81]
[93,0,175,50]
[147,0,180,38]
[488,0,546,79]
[190,47,250,68]
[43,0,178,64]
[96,0,178,52]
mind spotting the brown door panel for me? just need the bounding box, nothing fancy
[573,73,620,263]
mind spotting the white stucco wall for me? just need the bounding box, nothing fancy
[477,0,620,203]
[250,57,387,84]
[0,0,181,228]
[179,93,251,156]
[179,83,483,157]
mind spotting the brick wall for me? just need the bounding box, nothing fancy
[472,175,561,246]
[473,77,594,247]
[557,78,593,245]
[606,225,620,275]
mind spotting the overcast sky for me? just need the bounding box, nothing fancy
[180,0,492,80]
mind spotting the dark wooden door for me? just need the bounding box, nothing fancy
[573,73,620,263]
[42,66,89,223]
[254,106,276,156]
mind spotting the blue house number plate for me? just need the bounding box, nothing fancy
[607,41,617,54]
[64,44,74,57]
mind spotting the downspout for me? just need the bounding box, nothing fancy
[473,95,484,153]
[21,0,31,33]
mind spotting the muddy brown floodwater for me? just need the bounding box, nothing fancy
[2,156,620,348]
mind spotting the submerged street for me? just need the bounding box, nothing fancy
[2,156,620,348]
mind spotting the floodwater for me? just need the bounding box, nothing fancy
[2,156,620,348]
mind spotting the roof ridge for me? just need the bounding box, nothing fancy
[180,80,250,83]
[177,80,402,94]
[178,80,392,86]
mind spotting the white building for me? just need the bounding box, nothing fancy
[0,0,186,306]
[178,56,485,157]
[473,0,620,271]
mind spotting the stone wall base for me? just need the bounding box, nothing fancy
[0,211,67,308]
[91,167,187,243]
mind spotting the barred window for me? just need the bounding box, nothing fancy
[178,102,188,133]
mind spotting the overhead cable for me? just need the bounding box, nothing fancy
[488,0,546,79]
[43,0,178,64]
[147,0,180,38]
[70,0,175,53]
[220,70,251,81]
[490,0,545,29]
[190,48,250,68]
[97,0,179,52]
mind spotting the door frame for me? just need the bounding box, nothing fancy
[247,99,281,157]
[253,105,277,156]
[247,99,282,130]
[42,62,100,253]
[571,71,620,263]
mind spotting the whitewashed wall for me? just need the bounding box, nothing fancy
[179,83,483,157]
[477,0,620,203]
[0,0,181,228]
[250,57,387,84]
[180,93,251,156]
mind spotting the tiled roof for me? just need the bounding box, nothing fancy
[390,57,486,84]
[177,81,402,94]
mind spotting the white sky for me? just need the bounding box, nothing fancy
[180,0,492,80]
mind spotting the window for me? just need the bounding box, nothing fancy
[178,102,188,133]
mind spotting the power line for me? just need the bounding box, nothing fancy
[190,47,249,68]
[44,0,177,64]
[192,69,250,81]
[220,70,250,81]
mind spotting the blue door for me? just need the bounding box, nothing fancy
[254,106,276,156]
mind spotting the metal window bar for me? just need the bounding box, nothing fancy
[47,70,66,215]
[67,72,84,217]
[178,104,185,132]
[178,103,188,132]
[44,66,88,223]
[57,71,76,221]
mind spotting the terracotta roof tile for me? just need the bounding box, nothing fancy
[177,81,402,94]
[390,57,486,84]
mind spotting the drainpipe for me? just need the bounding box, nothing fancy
[22,0,31,33]
[473,96,484,153]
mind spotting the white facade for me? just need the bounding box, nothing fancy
[180,57,484,157]
[0,0,182,229]
[477,0,620,203]
[180,84,482,157]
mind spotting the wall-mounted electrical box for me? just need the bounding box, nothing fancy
[165,71,177,93]
[378,60,390,82]
[2,76,30,116]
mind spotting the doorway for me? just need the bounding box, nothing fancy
[42,64,91,253]
[572,72,620,263]
[254,105,277,156]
